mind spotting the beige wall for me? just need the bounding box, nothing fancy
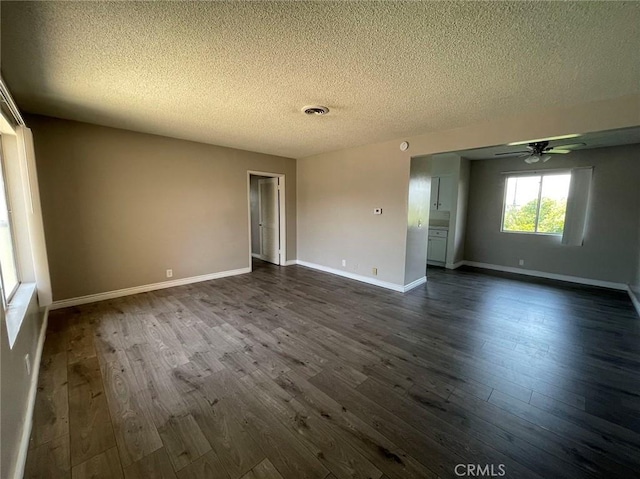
[453,158,470,265]
[404,156,431,285]
[29,115,296,301]
[464,143,640,284]
[297,94,640,288]
[297,145,411,285]
[1,291,44,479]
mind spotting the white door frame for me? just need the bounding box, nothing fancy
[247,170,286,269]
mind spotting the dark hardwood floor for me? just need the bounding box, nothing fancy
[24,260,640,478]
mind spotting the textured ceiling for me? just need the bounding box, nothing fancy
[2,1,639,159]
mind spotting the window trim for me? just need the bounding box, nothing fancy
[500,170,571,236]
[1,79,52,349]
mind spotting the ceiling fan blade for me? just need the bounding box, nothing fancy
[541,155,552,162]
[495,150,529,156]
[547,149,570,154]
[554,142,586,150]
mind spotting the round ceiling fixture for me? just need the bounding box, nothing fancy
[302,105,330,115]
[400,141,410,151]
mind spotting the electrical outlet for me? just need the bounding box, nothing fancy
[24,354,31,376]
[341,259,346,267]
[372,267,378,276]
[166,269,173,278]
[518,259,524,266]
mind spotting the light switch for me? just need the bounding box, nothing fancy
[374,208,382,215]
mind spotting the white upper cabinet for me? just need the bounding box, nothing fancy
[430,175,454,211]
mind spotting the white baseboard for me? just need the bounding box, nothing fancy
[50,267,251,310]
[251,253,262,259]
[13,306,49,479]
[463,261,628,291]
[628,286,640,318]
[403,276,427,292]
[445,261,465,270]
[284,260,298,266]
[296,260,405,292]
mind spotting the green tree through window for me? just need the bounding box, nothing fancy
[502,174,570,235]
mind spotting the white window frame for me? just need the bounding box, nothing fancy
[0,142,21,305]
[500,170,571,236]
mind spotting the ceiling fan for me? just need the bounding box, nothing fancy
[496,140,585,164]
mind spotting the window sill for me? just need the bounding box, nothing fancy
[500,230,562,237]
[5,282,37,349]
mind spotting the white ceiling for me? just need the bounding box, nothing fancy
[2,1,639,159]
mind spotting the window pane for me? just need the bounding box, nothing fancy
[537,174,571,234]
[0,154,18,299]
[503,176,540,232]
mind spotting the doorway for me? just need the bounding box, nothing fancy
[248,171,286,267]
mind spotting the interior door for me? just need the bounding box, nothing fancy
[258,177,280,265]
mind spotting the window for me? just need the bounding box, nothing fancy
[1,83,52,349]
[0,142,20,306]
[502,173,571,235]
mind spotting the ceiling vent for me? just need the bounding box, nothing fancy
[302,105,329,115]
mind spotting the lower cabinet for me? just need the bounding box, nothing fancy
[427,237,447,263]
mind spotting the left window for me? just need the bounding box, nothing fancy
[0,139,20,306]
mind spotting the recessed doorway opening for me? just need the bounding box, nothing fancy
[247,171,286,269]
